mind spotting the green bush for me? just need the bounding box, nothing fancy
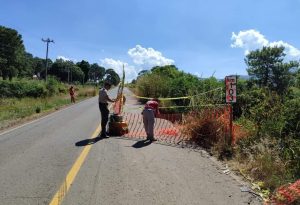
[235,137,293,192]
[136,73,171,99]
[283,98,300,137]
[236,89,285,138]
[0,80,47,98]
[35,106,41,113]
[234,87,264,118]
[0,77,65,98]
[58,87,66,94]
[46,76,60,96]
[234,88,300,192]
[280,137,300,179]
[134,65,223,108]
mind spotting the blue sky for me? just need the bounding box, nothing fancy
[1,0,300,81]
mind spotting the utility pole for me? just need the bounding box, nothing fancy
[42,38,54,81]
[68,68,70,84]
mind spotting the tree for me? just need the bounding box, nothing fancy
[245,46,299,95]
[71,65,85,83]
[289,65,300,88]
[105,68,120,86]
[137,70,149,77]
[0,26,26,80]
[49,59,68,81]
[151,65,178,78]
[32,57,48,78]
[49,59,84,83]
[76,60,90,83]
[18,52,34,77]
[297,68,300,88]
[89,63,105,82]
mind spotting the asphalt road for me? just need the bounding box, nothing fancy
[0,88,261,205]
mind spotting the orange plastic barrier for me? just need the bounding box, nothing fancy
[266,179,300,205]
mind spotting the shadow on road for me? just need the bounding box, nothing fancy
[75,136,104,147]
[132,139,152,148]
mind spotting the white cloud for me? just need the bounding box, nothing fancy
[57,56,70,61]
[194,72,202,77]
[128,45,175,68]
[269,41,300,58]
[56,56,77,62]
[100,45,175,82]
[100,58,138,82]
[231,29,269,55]
[231,29,300,59]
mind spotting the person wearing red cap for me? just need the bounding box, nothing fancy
[142,98,160,141]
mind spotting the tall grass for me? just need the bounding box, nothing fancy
[179,105,297,200]
[181,106,234,158]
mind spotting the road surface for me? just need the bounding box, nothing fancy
[0,88,260,205]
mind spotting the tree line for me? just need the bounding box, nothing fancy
[0,25,120,85]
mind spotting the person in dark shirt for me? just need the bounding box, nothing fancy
[98,82,116,138]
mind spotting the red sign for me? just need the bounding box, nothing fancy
[225,76,237,103]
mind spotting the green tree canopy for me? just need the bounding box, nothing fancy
[151,65,178,78]
[89,63,105,82]
[76,60,90,83]
[0,26,26,80]
[296,69,300,88]
[49,59,84,83]
[137,70,150,79]
[18,52,34,77]
[245,46,299,95]
[136,65,217,96]
[32,57,50,78]
[105,68,120,86]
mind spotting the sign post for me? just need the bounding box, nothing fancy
[225,76,237,145]
[225,76,237,103]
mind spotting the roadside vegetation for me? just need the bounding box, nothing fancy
[0,77,97,130]
[131,65,223,113]
[130,47,300,204]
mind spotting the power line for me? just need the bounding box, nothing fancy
[42,38,54,81]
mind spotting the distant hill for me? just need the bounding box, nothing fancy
[215,75,251,81]
[238,75,250,80]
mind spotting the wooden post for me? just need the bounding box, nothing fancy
[229,104,233,145]
[225,75,237,146]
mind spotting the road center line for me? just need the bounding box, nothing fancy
[49,124,101,205]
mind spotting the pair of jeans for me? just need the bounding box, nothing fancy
[99,102,109,136]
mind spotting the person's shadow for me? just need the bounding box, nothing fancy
[75,136,104,147]
[132,139,152,148]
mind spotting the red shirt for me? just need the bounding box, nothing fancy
[144,100,159,116]
[69,88,74,96]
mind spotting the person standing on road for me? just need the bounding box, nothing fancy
[69,86,76,103]
[142,98,160,141]
[99,82,116,138]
